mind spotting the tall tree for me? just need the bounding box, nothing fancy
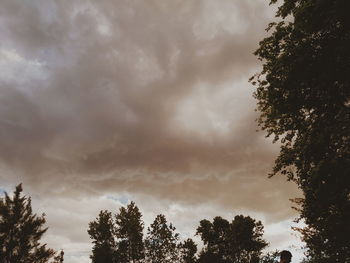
[145,214,179,263]
[196,215,267,263]
[88,210,116,263]
[115,201,145,263]
[0,184,58,263]
[252,0,350,262]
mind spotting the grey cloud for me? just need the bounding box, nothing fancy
[0,0,300,223]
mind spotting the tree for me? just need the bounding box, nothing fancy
[251,0,350,262]
[196,215,268,263]
[0,184,59,263]
[88,210,116,263]
[179,238,197,263]
[115,201,145,263]
[196,217,229,263]
[145,214,179,263]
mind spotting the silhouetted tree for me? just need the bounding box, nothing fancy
[196,215,267,263]
[0,184,59,263]
[252,0,350,262]
[179,238,197,263]
[145,214,179,263]
[88,210,116,263]
[115,201,145,263]
[197,217,229,263]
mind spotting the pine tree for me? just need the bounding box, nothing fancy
[145,214,179,263]
[115,201,145,263]
[0,184,59,263]
[88,210,116,263]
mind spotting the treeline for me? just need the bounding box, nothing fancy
[88,201,271,263]
[0,184,280,263]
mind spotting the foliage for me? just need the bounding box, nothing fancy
[260,250,279,263]
[115,201,145,263]
[0,184,60,263]
[179,238,197,263]
[87,205,272,263]
[145,214,179,263]
[197,250,224,263]
[88,210,116,263]
[52,250,64,263]
[196,215,268,263]
[252,0,350,261]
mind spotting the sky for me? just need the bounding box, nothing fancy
[0,0,304,262]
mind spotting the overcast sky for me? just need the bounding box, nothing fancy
[0,0,303,262]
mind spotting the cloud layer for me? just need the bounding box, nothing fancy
[0,0,301,262]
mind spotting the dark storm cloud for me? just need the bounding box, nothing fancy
[0,0,299,219]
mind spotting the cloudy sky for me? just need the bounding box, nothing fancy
[0,0,303,262]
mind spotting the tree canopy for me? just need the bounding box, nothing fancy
[196,215,267,263]
[86,201,277,263]
[179,238,197,263]
[252,0,350,262]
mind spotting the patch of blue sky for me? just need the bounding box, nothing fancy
[106,194,130,205]
[0,187,7,197]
